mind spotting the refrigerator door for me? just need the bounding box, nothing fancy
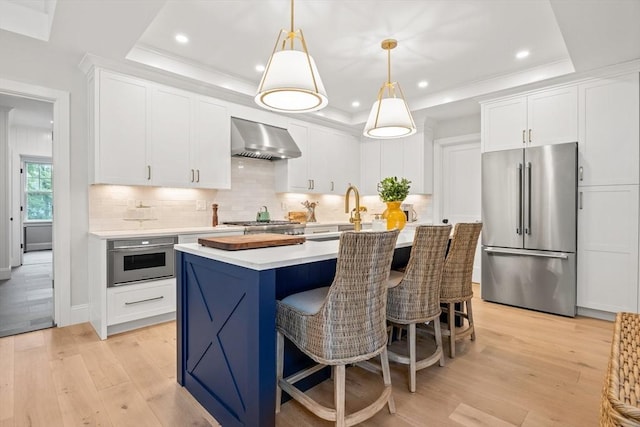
[524,142,577,252]
[481,148,524,248]
[481,247,576,317]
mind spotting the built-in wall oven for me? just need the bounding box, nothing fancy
[107,236,178,287]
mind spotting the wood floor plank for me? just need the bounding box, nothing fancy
[0,336,14,422]
[12,329,44,352]
[79,341,131,391]
[97,382,162,427]
[50,353,113,426]
[449,402,517,427]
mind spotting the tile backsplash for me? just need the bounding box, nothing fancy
[89,157,432,231]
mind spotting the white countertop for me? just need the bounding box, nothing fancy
[89,225,245,239]
[174,229,416,271]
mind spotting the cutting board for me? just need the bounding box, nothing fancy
[198,233,306,251]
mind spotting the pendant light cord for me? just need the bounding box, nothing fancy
[289,0,295,50]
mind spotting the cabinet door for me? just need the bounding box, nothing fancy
[193,98,231,189]
[285,123,311,192]
[150,86,191,187]
[527,86,578,147]
[578,74,639,186]
[360,140,381,195]
[331,133,360,194]
[97,71,149,185]
[482,97,527,152]
[307,128,332,193]
[380,139,404,179]
[403,133,425,194]
[577,185,639,313]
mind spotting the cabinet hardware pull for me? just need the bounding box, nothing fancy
[147,165,151,180]
[579,166,583,181]
[312,179,315,190]
[125,296,164,305]
[196,169,200,183]
[579,191,583,209]
[308,179,312,190]
[528,129,532,143]
[191,169,194,182]
[522,130,525,144]
[517,163,523,235]
[331,181,334,191]
[526,162,532,235]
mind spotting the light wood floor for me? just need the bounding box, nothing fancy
[0,284,613,426]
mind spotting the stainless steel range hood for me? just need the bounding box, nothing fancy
[230,117,301,160]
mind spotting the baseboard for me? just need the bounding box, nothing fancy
[107,312,176,337]
[69,303,89,325]
[577,306,616,321]
[25,243,53,251]
[0,267,10,280]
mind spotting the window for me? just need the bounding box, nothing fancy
[25,162,53,221]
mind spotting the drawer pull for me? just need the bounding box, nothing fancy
[124,296,164,306]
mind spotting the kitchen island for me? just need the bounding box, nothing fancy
[174,230,415,427]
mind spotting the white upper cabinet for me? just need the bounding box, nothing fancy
[360,132,432,195]
[92,70,150,185]
[89,68,231,189]
[482,85,578,152]
[275,123,359,194]
[578,73,639,186]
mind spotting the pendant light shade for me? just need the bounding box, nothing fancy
[364,39,416,139]
[255,0,328,113]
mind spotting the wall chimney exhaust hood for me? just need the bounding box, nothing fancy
[230,117,301,160]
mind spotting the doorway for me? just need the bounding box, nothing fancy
[0,94,55,337]
[433,134,482,282]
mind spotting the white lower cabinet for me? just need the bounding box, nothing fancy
[577,185,639,313]
[107,279,176,326]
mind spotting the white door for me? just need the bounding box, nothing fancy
[437,138,482,282]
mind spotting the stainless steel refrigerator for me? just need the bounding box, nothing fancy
[481,142,577,317]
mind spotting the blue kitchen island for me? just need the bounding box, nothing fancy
[174,231,414,427]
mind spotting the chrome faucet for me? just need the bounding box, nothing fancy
[344,184,362,232]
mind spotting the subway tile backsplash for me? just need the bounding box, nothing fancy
[89,157,432,231]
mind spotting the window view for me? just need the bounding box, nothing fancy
[25,162,53,221]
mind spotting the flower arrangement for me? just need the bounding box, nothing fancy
[377,176,411,202]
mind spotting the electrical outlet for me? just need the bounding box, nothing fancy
[196,200,206,211]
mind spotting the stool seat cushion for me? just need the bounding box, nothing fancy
[280,287,330,315]
[388,270,404,288]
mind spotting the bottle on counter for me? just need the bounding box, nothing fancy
[212,204,219,227]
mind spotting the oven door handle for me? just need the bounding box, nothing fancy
[108,244,174,252]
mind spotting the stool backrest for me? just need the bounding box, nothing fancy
[387,225,452,322]
[440,222,482,302]
[320,229,400,362]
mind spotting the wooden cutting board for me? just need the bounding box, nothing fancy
[198,233,306,251]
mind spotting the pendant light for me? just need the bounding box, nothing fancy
[255,0,328,113]
[363,39,416,139]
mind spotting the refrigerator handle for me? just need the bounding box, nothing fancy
[579,191,583,210]
[579,166,584,181]
[484,247,570,259]
[517,163,523,235]
[526,162,532,235]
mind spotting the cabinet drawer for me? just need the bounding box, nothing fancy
[107,279,176,325]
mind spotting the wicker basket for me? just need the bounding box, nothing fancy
[601,312,640,426]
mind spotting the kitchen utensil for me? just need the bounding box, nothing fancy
[256,206,270,222]
[198,233,305,250]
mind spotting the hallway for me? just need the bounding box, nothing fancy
[0,250,53,338]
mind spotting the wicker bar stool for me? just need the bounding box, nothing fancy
[386,225,451,392]
[276,230,400,427]
[440,222,482,358]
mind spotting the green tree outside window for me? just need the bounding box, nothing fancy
[25,162,53,221]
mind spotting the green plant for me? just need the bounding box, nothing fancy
[377,176,411,202]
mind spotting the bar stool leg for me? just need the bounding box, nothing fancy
[335,365,346,427]
[408,323,417,393]
[467,299,476,341]
[433,317,445,367]
[276,331,284,413]
[380,347,396,414]
[448,302,456,358]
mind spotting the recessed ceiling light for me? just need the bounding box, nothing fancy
[175,33,189,44]
[418,80,429,88]
[351,101,360,108]
[516,50,530,59]
[255,64,265,72]
[49,120,53,124]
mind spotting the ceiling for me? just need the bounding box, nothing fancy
[1,0,639,128]
[0,93,53,130]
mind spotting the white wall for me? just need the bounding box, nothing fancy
[0,108,10,279]
[434,114,481,140]
[9,124,53,266]
[0,31,88,305]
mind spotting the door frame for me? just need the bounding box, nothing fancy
[432,133,481,224]
[0,77,71,327]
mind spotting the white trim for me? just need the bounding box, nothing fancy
[0,267,9,280]
[576,307,615,322]
[0,77,71,327]
[432,133,481,224]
